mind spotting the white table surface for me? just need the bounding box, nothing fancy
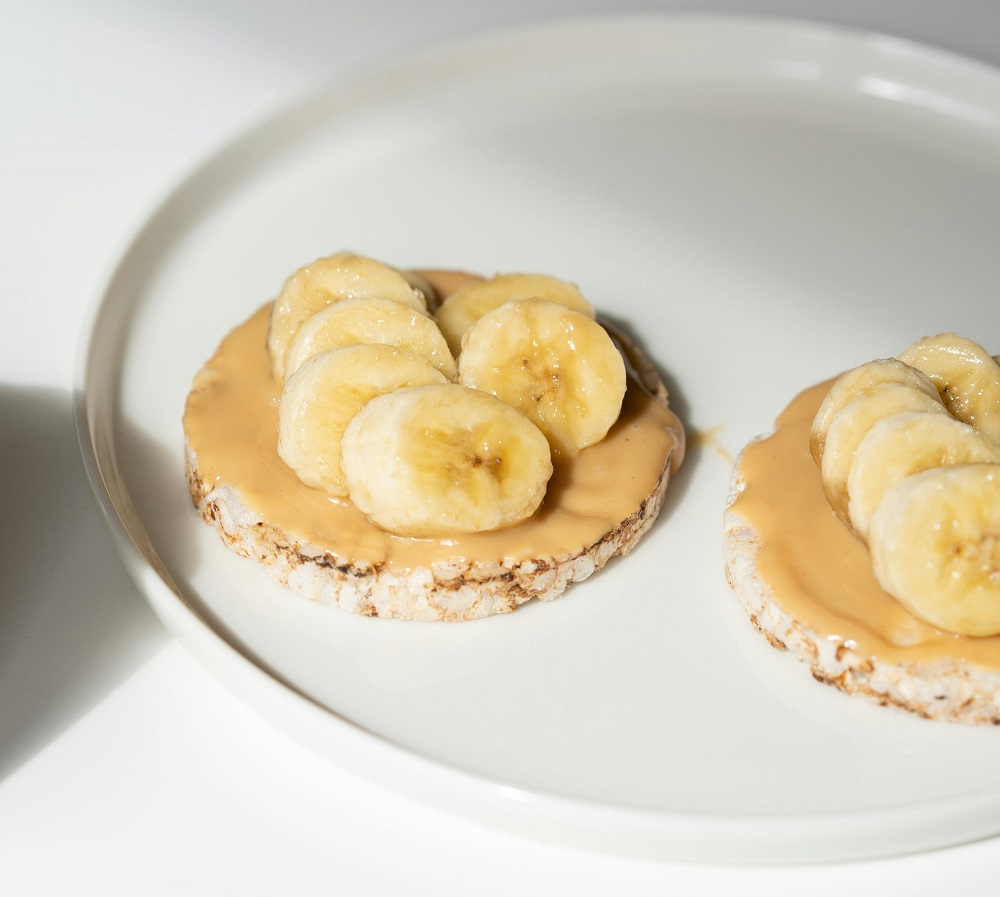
[4,1,1000,893]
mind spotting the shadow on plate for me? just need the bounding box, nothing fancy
[0,385,168,780]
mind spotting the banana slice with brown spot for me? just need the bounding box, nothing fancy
[457,298,625,458]
[870,463,1000,636]
[342,383,553,537]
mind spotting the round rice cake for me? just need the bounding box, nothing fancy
[723,381,1000,725]
[184,271,684,622]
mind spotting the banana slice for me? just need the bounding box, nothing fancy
[284,296,457,381]
[870,463,1000,636]
[847,411,1000,540]
[396,268,440,313]
[435,273,594,356]
[810,358,940,465]
[458,298,626,457]
[341,383,553,537]
[821,383,948,522]
[277,344,446,496]
[898,333,1000,444]
[267,253,427,382]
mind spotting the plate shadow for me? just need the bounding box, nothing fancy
[0,385,168,779]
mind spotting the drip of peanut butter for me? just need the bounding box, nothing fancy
[732,381,1000,667]
[184,271,684,572]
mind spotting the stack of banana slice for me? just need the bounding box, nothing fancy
[810,334,1000,636]
[268,252,627,538]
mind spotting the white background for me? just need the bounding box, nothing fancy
[4,1,1000,893]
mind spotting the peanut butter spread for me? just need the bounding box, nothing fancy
[184,271,684,572]
[732,380,1000,667]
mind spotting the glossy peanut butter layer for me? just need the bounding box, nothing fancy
[733,380,1000,667]
[184,272,683,572]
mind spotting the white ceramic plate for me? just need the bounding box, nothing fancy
[78,15,1000,864]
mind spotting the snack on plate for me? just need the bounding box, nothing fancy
[184,253,685,621]
[724,333,1000,723]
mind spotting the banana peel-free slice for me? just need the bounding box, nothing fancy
[268,253,427,382]
[435,272,594,357]
[277,344,446,496]
[899,333,1000,445]
[870,463,1000,636]
[458,298,625,458]
[342,383,553,538]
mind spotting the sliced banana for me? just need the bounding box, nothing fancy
[277,344,446,496]
[870,463,1000,636]
[458,298,626,458]
[847,411,1000,540]
[820,383,948,522]
[810,358,940,465]
[342,383,553,537]
[284,296,457,381]
[396,268,440,313]
[435,273,594,356]
[267,253,427,382]
[898,333,1000,444]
